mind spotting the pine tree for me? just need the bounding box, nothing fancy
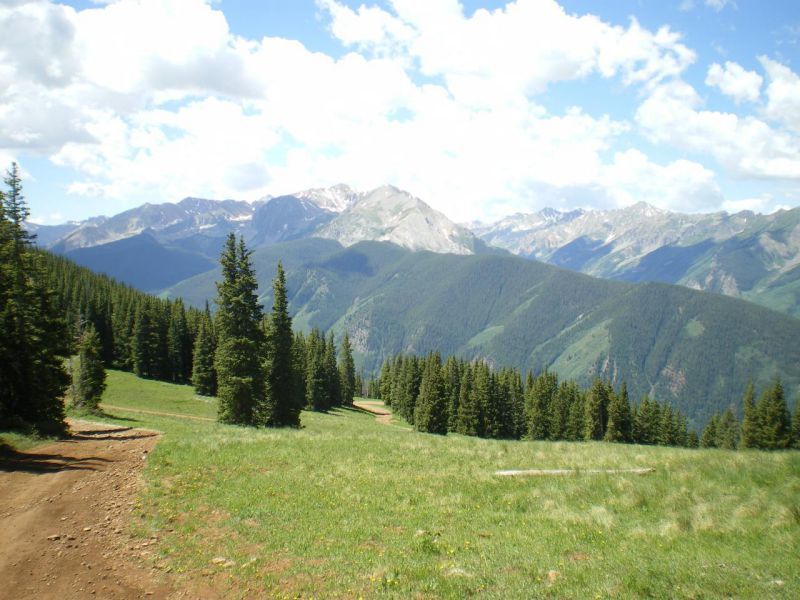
[338,331,356,406]
[72,322,107,411]
[700,414,718,448]
[791,397,800,450]
[525,369,557,440]
[604,381,632,443]
[414,353,448,434]
[191,312,217,396]
[739,380,758,449]
[757,379,791,450]
[263,262,300,426]
[584,378,610,441]
[455,366,479,436]
[214,234,265,425]
[714,407,739,450]
[305,329,329,411]
[0,164,69,435]
[167,299,191,382]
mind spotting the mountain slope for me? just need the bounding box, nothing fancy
[167,239,800,426]
[65,231,215,292]
[473,204,800,316]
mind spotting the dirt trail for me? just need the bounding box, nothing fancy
[353,400,393,424]
[0,419,173,599]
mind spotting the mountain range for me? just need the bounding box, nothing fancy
[165,237,800,426]
[473,202,800,317]
[29,185,800,424]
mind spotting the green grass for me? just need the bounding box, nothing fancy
[78,370,800,599]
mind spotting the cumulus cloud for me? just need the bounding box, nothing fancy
[760,56,800,133]
[705,61,762,103]
[636,78,800,181]
[0,0,794,222]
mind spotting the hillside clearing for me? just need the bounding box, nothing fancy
[8,370,798,599]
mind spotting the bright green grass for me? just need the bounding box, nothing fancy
[79,371,800,599]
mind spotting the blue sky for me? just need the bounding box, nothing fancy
[2,0,798,224]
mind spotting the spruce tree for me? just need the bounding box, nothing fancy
[72,322,106,411]
[700,414,718,448]
[0,164,69,435]
[757,379,791,450]
[191,312,217,396]
[791,398,800,450]
[338,331,356,406]
[263,262,300,426]
[739,380,758,449]
[714,407,739,450]
[167,299,191,382]
[414,353,448,434]
[305,329,329,411]
[584,378,610,441]
[525,369,557,440]
[455,367,479,436]
[214,234,265,425]
[604,381,632,443]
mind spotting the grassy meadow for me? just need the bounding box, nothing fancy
[60,371,800,598]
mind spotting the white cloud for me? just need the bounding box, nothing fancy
[0,0,793,223]
[705,61,762,103]
[636,79,800,181]
[759,56,800,133]
[705,0,735,11]
[319,0,696,106]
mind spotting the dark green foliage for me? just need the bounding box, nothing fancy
[304,329,330,411]
[167,300,192,382]
[324,332,341,407]
[413,353,448,435]
[169,239,800,427]
[605,381,632,443]
[700,415,718,448]
[714,408,739,450]
[792,398,800,450]
[584,379,611,441]
[71,322,106,411]
[525,368,557,440]
[739,381,757,449]
[338,332,356,406]
[191,311,217,396]
[377,350,695,448]
[214,234,265,425]
[263,262,300,426]
[756,379,791,450]
[0,164,69,435]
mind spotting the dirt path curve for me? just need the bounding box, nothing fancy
[0,419,173,600]
[353,400,393,424]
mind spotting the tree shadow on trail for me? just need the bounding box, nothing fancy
[0,446,113,474]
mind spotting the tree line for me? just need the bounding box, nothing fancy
[195,233,358,426]
[371,351,800,450]
[700,380,800,450]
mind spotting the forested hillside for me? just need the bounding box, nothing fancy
[168,238,800,426]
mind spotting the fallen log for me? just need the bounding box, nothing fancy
[495,467,655,477]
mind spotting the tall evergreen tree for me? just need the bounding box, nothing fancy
[605,381,632,443]
[191,311,217,396]
[739,380,758,449]
[338,331,356,406]
[214,234,265,425]
[584,378,611,441]
[263,262,300,426]
[791,397,800,450]
[167,299,191,382]
[700,414,719,448]
[0,163,69,435]
[305,328,329,411]
[714,407,739,450]
[455,366,479,436]
[414,353,448,434]
[525,368,557,440]
[72,322,107,411]
[757,379,791,450]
